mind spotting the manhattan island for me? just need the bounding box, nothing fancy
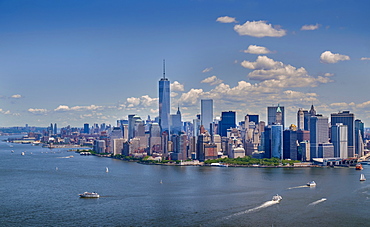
[6,64,370,168]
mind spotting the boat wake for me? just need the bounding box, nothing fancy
[287,185,308,189]
[223,201,279,220]
[308,198,327,206]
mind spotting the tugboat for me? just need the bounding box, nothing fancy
[355,163,363,170]
[307,181,316,187]
[272,194,282,202]
[79,192,100,198]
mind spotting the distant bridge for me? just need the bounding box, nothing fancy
[358,153,370,162]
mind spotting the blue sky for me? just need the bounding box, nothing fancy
[1,0,370,127]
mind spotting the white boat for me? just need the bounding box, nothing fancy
[360,174,366,181]
[307,181,316,187]
[21,152,25,156]
[105,167,109,173]
[79,192,100,198]
[272,194,282,202]
[11,150,14,153]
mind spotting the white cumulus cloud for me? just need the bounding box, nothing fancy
[361,57,370,61]
[234,20,286,37]
[54,105,70,111]
[243,45,271,54]
[216,16,237,23]
[320,51,350,64]
[170,81,184,91]
[201,76,223,85]
[241,56,332,87]
[301,24,320,31]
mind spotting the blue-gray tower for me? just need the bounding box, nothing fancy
[159,60,170,133]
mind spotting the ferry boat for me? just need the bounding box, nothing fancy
[79,192,100,198]
[272,194,282,202]
[355,163,363,170]
[307,181,316,187]
[360,174,366,181]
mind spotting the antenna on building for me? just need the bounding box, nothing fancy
[163,59,166,79]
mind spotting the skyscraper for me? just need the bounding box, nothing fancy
[271,124,283,159]
[218,111,236,137]
[310,115,330,159]
[201,99,213,133]
[267,105,285,128]
[331,123,348,158]
[159,60,170,133]
[330,111,355,157]
[355,119,365,157]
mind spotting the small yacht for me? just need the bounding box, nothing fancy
[105,167,109,173]
[79,192,100,198]
[360,174,366,181]
[21,152,25,156]
[307,181,316,187]
[272,194,282,202]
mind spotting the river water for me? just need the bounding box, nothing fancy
[1,137,369,226]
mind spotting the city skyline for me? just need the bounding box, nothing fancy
[1,0,370,127]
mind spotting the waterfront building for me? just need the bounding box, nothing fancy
[330,111,355,157]
[331,123,348,158]
[113,138,126,155]
[158,61,171,133]
[318,143,335,158]
[201,99,213,133]
[271,124,283,159]
[355,119,365,157]
[108,127,123,153]
[310,115,329,159]
[229,145,245,159]
[283,128,298,160]
[93,140,106,153]
[299,141,310,161]
[196,131,211,161]
[267,105,285,128]
[149,123,161,155]
[218,111,236,137]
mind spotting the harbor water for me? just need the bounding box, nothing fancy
[1,137,370,226]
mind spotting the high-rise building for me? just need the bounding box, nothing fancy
[267,105,285,128]
[330,111,355,157]
[246,114,259,124]
[310,115,330,159]
[283,129,298,160]
[83,123,89,134]
[128,114,136,140]
[271,124,283,159]
[297,108,304,130]
[331,123,348,158]
[201,99,213,133]
[54,123,57,135]
[355,119,365,157]
[170,106,182,135]
[218,111,236,137]
[158,60,170,133]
